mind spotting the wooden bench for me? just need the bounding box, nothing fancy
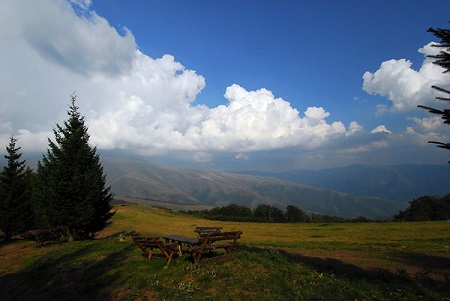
[194,226,222,236]
[132,236,179,267]
[186,230,243,265]
[29,229,62,247]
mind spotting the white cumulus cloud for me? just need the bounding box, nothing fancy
[371,125,392,134]
[408,116,444,132]
[362,42,450,111]
[0,0,359,158]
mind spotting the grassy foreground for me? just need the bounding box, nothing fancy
[1,204,449,300]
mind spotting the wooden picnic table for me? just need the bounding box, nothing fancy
[132,236,178,266]
[163,230,243,265]
[133,227,242,267]
[187,231,243,265]
[163,234,200,256]
[163,226,223,255]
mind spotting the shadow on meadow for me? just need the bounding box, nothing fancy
[238,245,450,295]
[0,241,136,301]
[276,247,449,294]
[390,251,450,272]
[2,236,450,300]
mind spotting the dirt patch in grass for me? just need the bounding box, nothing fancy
[0,240,47,273]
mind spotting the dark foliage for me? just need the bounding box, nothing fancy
[418,23,450,164]
[427,26,450,73]
[253,204,286,223]
[184,203,369,223]
[207,203,253,221]
[285,204,311,222]
[33,95,114,240]
[394,194,450,221]
[0,136,33,241]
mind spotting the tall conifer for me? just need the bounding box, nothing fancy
[35,94,114,240]
[0,136,32,241]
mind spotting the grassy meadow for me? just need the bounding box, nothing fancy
[1,204,449,300]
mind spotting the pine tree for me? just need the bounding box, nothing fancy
[34,94,114,240]
[418,24,450,164]
[0,136,33,241]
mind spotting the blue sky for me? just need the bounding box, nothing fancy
[1,0,450,170]
[93,1,442,119]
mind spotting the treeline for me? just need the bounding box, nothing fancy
[183,203,372,223]
[185,194,450,223]
[394,194,450,221]
[0,95,114,242]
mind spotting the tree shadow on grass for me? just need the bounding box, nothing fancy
[238,245,450,295]
[390,251,450,271]
[0,241,136,301]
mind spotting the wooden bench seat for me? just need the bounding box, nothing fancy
[132,236,178,267]
[194,226,222,235]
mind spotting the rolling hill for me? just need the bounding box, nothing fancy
[101,157,407,220]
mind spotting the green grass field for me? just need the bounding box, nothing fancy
[1,204,449,300]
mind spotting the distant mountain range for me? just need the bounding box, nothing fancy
[101,157,412,220]
[236,164,450,202]
[3,156,448,220]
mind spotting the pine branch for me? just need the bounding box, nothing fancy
[432,85,450,94]
[436,97,450,101]
[427,26,450,47]
[429,141,450,150]
[417,105,444,115]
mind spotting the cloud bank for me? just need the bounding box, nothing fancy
[0,0,449,169]
[0,0,359,157]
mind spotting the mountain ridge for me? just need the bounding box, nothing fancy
[101,157,407,220]
[235,164,450,202]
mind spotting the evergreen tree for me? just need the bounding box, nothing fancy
[34,94,114,240]
[394,194,450,221]
[0,136,33,241]
[207,204,253,221]
[418,24,450,164]
[285,205,310,223]
[253,204,286,222]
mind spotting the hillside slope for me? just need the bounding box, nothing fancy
[102,157,406,219]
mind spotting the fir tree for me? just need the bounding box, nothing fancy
[0,136,33,241]
[285,205,310,223]
[34,94,114,240]
[418,23,450,164]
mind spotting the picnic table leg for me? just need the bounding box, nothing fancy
[147,248,153,260]
[192,251,202,263]
[164,250,174,267]
[177,243,183,256]
[165,238,183,257]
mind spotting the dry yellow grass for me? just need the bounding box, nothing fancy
[104,204,449,253]
[99,204,450,282]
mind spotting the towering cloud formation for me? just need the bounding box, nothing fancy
[0,0,356,157]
